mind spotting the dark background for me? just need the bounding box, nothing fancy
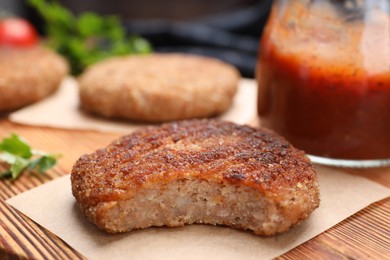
[0,0,272,78]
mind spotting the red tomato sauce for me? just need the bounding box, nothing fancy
[257,2,390,160]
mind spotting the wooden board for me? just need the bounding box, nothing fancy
[0,118,390,259]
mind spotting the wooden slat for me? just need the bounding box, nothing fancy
[278,198,390,259]
[0,117,120,259]
[0,117,390,259]
[0,200,85,259]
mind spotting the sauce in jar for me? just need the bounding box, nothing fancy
[257,0,390,161]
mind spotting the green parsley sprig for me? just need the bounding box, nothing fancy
[0,134,60,179]
[28,0,152,75]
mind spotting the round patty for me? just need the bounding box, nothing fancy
[0,46,68,112]
[78,53,240,122]
[71,119,320,235]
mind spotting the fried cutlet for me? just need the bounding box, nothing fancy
[71,119,320,235]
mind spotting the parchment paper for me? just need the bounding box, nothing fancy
[7,166,390,260]
[9,78,258,133]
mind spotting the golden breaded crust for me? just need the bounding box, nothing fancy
[78,53,240,122]
[0,46,68,112]
[71,119,320,235]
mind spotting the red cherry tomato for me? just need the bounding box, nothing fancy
[0,18,38,47]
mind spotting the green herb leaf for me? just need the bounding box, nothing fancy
[0,152,29,179]
[0,151,18,164]
[0,134,59,180]
[76,12,104,37]
[0,170,12,179]
[28,155,57,174]
[28,0,153,75]
[10,157,29,179]
[0,134,32,159]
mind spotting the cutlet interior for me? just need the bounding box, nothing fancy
[92,178,296,235]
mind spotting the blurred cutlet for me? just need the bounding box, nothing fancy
[78,53,240,122]
[0,46,68,112]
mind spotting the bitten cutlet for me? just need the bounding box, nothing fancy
[71,119,320,235]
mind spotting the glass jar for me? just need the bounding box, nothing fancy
[257,0,390,167]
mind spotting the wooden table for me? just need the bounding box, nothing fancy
[0,117,389,259]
